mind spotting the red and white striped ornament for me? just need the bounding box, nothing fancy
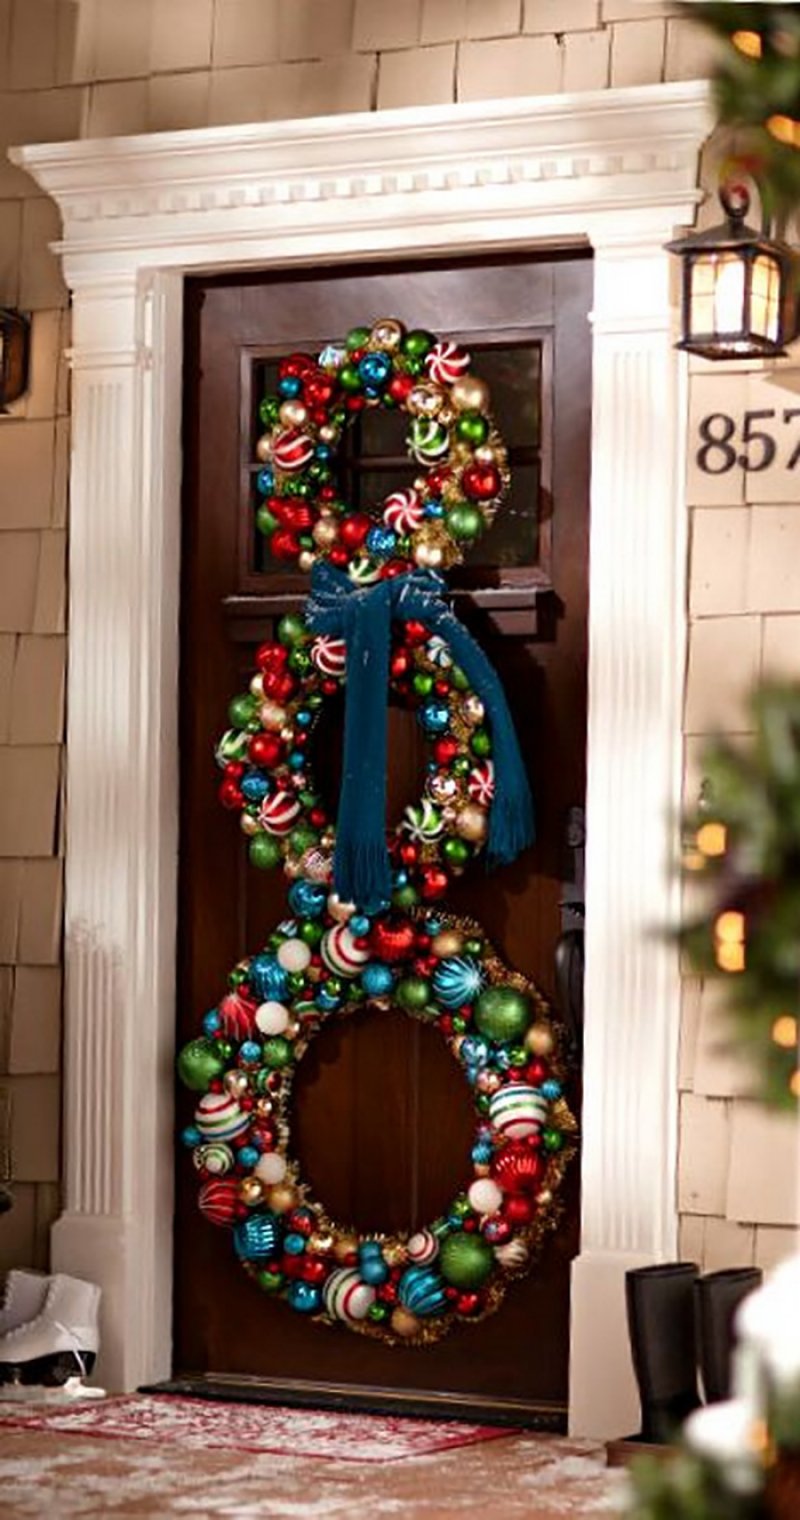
[468,760,495,807]
[425,341,471,387]
[195,1091,250,1142]
[311,636,347,679]
[217,991,258,1041]
[258,789,301,836]
[383,488,425,535]
[272,430,315,474]
[323,1268,376,1322]
[321,924,371,978]
[198,1178,239,1228]
[406,1229,439,1265]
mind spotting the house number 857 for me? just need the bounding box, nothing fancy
[697,410,800,474]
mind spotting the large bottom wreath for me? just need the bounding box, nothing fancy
[178,896,577,1346]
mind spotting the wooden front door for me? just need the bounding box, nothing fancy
[175,252,592,1422]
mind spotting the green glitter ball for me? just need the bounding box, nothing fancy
[471,729,492,758]
[403,329,435,360]
[255,506,278,537]
[346,326,371,352]
[456,414,489,446]
[249,834,282,871]
[396,976,431,1013]
[474,985,531,1044]
[177,1038,224,1093]
[439,1232,494,1290]
[262,1036,293,1069]
[543,1128,564,1152]
[228,693,256,728]
[277,613,307,647]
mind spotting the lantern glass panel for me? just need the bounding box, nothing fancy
[750,253,781,343]
[688,252,745,338]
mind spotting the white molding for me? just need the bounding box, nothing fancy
[13,82,711,1428]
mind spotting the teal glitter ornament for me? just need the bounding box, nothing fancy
[432,956,485,1010]
[233,1213,282,1261]
[398,1267,448,1316]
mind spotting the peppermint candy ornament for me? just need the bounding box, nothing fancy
[259,790,301,836]
[321,924,371,978]
[383,489,425,535]
[311,636,347,678]
[468,760,495,806]
[426,340,471,387]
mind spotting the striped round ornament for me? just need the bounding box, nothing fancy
[198,1178,239,1227]
[311,636,347,679]
[383,488,425,535]
[195,1091,250,1142]
[406,1229,439,1265]
[258,789,301,836]
[272,430,316,473]
[426,341,471,387]
[488,1084,548,1142]
[323,1268,376,1322]
[193,1141,234,1176]
[321,924,371,978]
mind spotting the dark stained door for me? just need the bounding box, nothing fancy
[175,253,592,1421]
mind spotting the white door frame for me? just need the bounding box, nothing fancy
[14,80,710,1437]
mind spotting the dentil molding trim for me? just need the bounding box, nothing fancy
[12,82,711,1436]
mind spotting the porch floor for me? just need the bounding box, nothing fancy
[0,1425,622,1517]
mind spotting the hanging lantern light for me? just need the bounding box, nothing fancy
[666,183,800,361]
[0,309,30,410]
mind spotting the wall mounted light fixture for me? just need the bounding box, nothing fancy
[0,308,30,410]
[667,183,800,361]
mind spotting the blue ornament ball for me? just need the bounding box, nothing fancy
[238,1145,260,1168]
[181,1125,202,1148]
[350,914,371,937]
[288,1281,322,1314]
[202,1011,221,1036]
[239,1040,262,1065]
[541,1079,562,1100]
[358,351,392,389]
[432,956,485,1009]
[248,953,289,1003]
[288,880,328,919]
[365,526,397,559]
[418,701,450,736]
[398,1267,447,1317]
[233,1213,281,1261]
[256,467,274,496]
[278,375,302,398]
[241,771,270,804]
[460,1034,490,1068]
[361,962,394,998]
[358,1243,389,1285]
[283,1232,307,1256]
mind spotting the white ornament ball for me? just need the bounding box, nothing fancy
[255,1001,291,1036]
[254,1152,288,1186]
[467,1178,504,1216]
[327,894,356,924]
[277,938,312,974]
[494,1239,530,1271]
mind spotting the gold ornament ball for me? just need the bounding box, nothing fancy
[415,542,444,570]
[224,1069,250,1098]
[462,694,485,727]
[260,699,287,732]
[313,518,339,549]
[240,814,260,837]
[455,804,488,843]
[319,424,337,445]
[526,1024,554,1057]
[391,1307,421,1339]
[279,399,308,429]
[249,673,264,699]
[327,894,356,924]
[408,382,446,418]
[474,445,498,467]
[309,1232,334,1255]
[266,1183,299,1214]
[370,318,404,352]
[431,930,464,959]
[383,1242,408,1269]
[255,1097,273,1117]
[334,1234,360,1264]
[536,1188,553,1206]
[239,1177,265,1206]
[255,434,273,462]
[298,551,316,572]
[451,375,490,414]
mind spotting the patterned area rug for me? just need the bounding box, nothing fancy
[0,1393,514,1462]
[0,1421,622,1518]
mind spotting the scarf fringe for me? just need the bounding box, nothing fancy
[333,834,392,914]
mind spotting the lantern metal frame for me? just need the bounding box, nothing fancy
[0,308,30,410]
[667,183,800,361]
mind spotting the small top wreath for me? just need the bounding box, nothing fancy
[254,318,509,579]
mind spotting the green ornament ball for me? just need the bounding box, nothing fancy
[277,613,307,647]
[299,920,324,947]
[451,756,470,778]
[259,397,280,426]
[471,729,492,758]
[464,937,483,957]
[474,984,531,1043]
[346,326,371,352]
[392,884,419,911]
[339,363,362,393]
[439,1232,494,1290]
[177,1038,224,1092]
[228,693,256,728]
[215,1038,234,1062]
[456,413,489,446]
[249,834,282,871]
[543,1128,564,1152]
[368,1301,389,1323]
[255,506,278,537]
[262,1036,293,1069]
[446,504,483,542]
[412,672,434,697]
[403,329,435,360]
[257,1269,284,1293]
[286,971,306,996]
[396,975,431,1012]
[289,824,318,856]
[288,648,312,675]
[442,837,471,868]
[451,666,470,692]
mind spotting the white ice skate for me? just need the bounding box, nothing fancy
[0,1272,100,1386]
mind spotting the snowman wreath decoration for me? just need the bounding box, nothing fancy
[178,318,577,1344]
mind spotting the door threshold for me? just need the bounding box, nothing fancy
[141,1372,567,1432]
